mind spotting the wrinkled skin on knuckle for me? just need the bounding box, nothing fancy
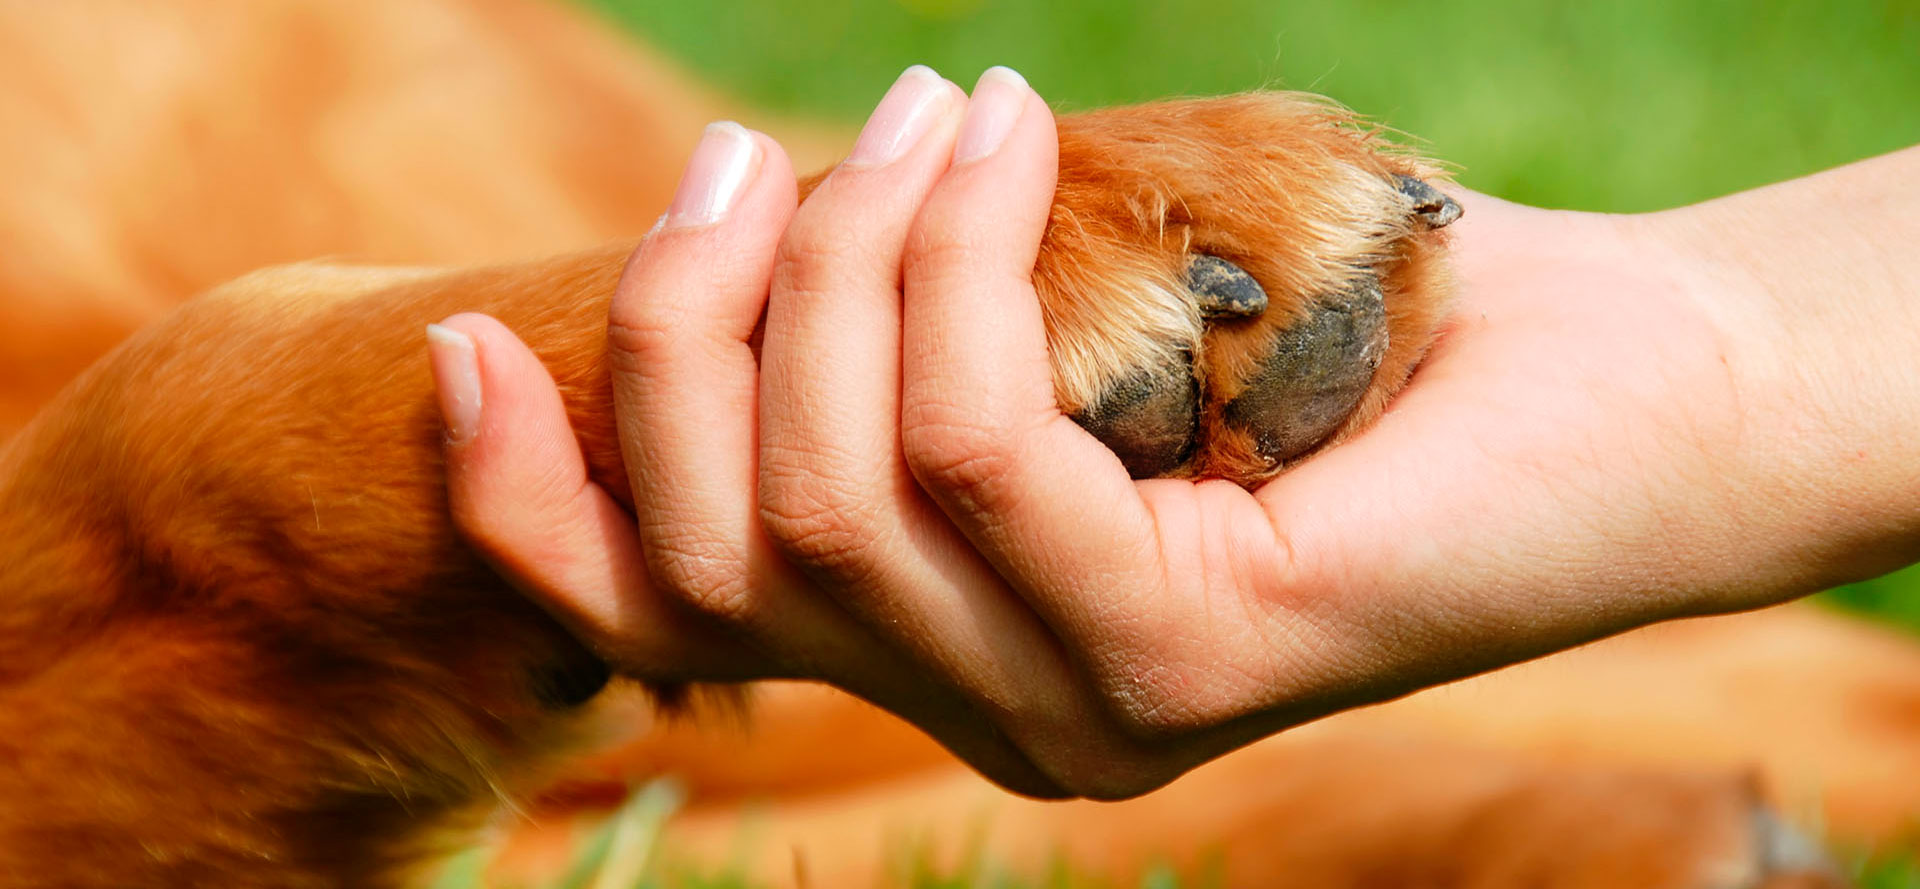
[990,680,1211,800]
[772,223,872,299]
[605,314,689,376]
[643,530,758,626]
[899,407,1021,510]
[1087,647,1276,741]
[997,655,1282,798]
[902,227,1003,297]
[757,457,887,576]
[1094,664,1204,739]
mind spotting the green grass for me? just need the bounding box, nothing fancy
[1860,849,1920,889]
[433,781,1214,889]
[1825,562,1920,637]
[435,780,1911,888]
[581,0,1920,213]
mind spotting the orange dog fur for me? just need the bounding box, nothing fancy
[1,2,1916,888]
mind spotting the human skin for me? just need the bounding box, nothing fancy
[431,66,1920,798]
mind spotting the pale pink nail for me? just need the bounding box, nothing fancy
[666,121,762,228]
[954,66,1029,163]
[426,323,481,445]
[845,65,951,168]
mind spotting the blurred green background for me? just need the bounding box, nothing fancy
[584,0,1920,212]
[583,0,1920,632]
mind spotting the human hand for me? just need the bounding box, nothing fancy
[435,66,1224,797]
[431,59,1920,798]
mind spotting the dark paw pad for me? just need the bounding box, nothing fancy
[1070,353,1199,479]
[1222,273,1387,466]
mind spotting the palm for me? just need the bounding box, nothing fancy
[1227,193,1744,706]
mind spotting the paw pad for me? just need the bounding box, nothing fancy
[1220,270,1387,465]
[1040,96,1460,486]
[1067,354,1199,479]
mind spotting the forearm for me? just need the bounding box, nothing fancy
[1643,144,1920,602]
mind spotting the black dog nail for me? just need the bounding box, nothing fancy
[1392,174,1463,229]
[1185,254,1269,318]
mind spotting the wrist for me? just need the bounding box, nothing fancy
[1631,154,1920,605]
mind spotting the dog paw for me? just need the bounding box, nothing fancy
[1035,94,1457,486]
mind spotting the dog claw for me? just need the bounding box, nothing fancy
[1393,174,1463,229]
[1069,355,1199,479]
[1223,272,1387,466]
[1185,254,1269,318]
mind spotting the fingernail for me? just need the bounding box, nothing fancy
[666,121,762,228]
[845,65,951,168]
[954,66,1029,164]
[426,323,482,445]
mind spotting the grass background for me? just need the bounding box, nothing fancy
[445,1,1920,885]
[583,0,1920,213]
[577,0,1920,631]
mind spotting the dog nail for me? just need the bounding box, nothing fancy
[426,323,482,445]
[1185,254,1269,318]
[665,121,762,228]
[1393,174,1462,229]
[1223,273,1388,466]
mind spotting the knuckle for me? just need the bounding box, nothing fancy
[451,506,540,570]
[643,529,758,625]
[773,220,868,298]
[1093,650,1285,741]
[1104,690,1197,740]
[1092,659,1216,739]
[899,401,1019,506]
[1032,748,1182,802]
[901,226,978,291]
[605,309,686,374]
[757,458,886,576]
[982,701,1190,801]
